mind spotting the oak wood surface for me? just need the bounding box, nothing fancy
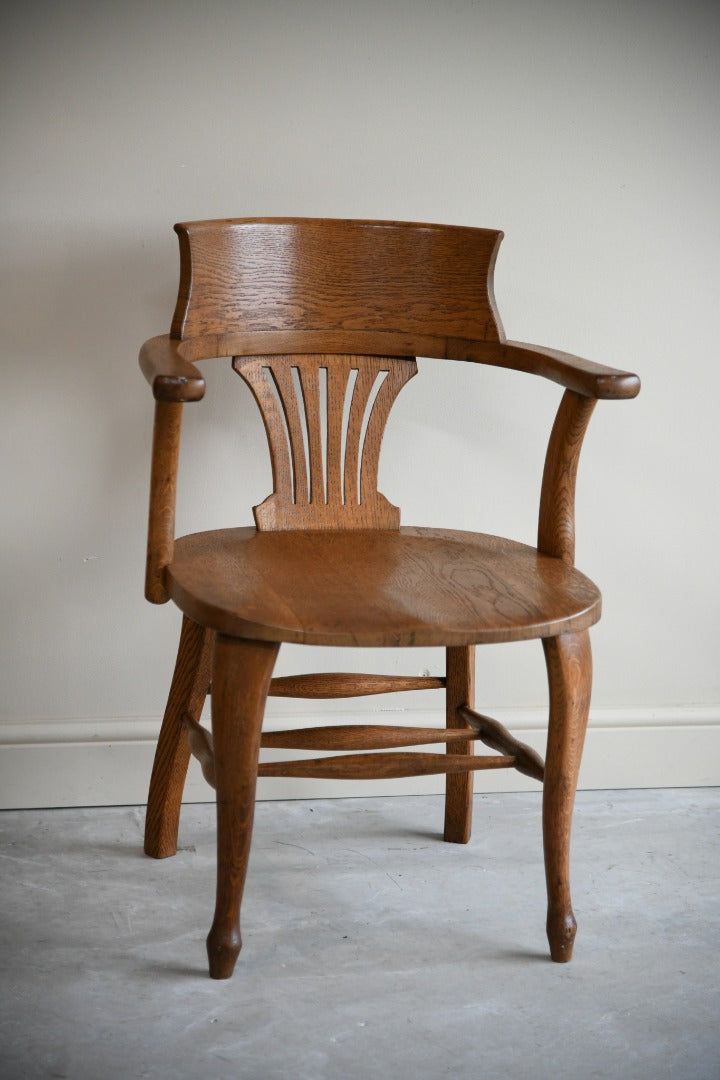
[166,526,601,647]
[171,218,505,343]
[542,630,592,962]
[140,218,639,404]
[260,724,480,750]
[444,646,475,843]
[207,635,279,979]
[140,216,638,977]
[144,617,213,857]
[457,705,545,782]
[184,711,216,788]
[233,353,417,530]
[145,400,183,603]
[185,711,541,776]
[257,752,515,781]
[141,331,640,403]
[184,712,521,785]
[268,673,445,698]
[538,390,597,564]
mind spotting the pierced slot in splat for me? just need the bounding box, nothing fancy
[338,366,358,506]
[233,353,417,530]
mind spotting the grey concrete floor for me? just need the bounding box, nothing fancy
[1,790,718,1080]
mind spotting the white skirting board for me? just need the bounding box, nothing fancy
[0,705,718,810]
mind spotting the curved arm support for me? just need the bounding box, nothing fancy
[140,335,206,402]
[538,390,597,565]
[143,330,640,401]
[449,339,640,400]
[145,400,183,603]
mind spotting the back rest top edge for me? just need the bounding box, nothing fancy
[171,217,505,343]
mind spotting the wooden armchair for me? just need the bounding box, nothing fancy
[140,218,640,979]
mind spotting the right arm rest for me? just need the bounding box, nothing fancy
[502,340,640,400]
[448,338,641,400]
[139,334,206,402]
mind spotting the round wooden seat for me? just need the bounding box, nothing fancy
[166,525,602,647]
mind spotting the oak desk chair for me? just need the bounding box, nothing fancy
[140,218,639,979]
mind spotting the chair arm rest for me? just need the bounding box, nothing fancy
[139,335,206,402]
[506,341,640,399]
[452,339,640,400]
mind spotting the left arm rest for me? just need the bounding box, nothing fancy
[140,334,206,402]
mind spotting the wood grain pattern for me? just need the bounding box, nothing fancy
[184,715,541,778]
[261,724,481,750]
[542,630,592,962]
[184,718,517,787]
[141,333,639,404]
[184,712,215,788]
[171,218,505,343]
[268,673,445,698]
[139,217,640,977]
[145,400,183,603]
[457,705,545,782]
[184,717,540,776]
[257,752,515,780]
[444,646,475,843]
[233,354,417,529]
[167,527,602,647]
[538,390,597,564]
[144,616,213,858]
[207,634,279,980]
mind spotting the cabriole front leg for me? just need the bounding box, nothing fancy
[207,634,279,980]
[542,630,592,963]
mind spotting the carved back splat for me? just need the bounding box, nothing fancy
[233,354,417,530]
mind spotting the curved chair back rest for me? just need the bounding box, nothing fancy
[171,218,505,345]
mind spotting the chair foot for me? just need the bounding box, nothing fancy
[542,630,591,964]
[208,634,279,979]
[547,906,577,962]
[144,617,213,859]
[207,925,242,980]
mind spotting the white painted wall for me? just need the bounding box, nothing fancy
[2,0,719,806]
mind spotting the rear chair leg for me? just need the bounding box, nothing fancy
[542,630,592,962]
[444,645,475,844]
[144,616,213,859]
[207,635,279,980]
